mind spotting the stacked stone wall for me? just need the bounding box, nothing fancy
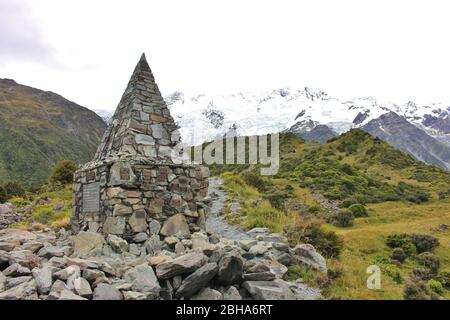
[72,160,209,240]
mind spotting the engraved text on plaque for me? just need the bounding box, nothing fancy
[82,182,100,213]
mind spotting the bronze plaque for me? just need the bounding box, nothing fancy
[82,182,100,213]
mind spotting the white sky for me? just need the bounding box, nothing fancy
[1,0,450,110]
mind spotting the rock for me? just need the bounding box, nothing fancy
[164,236,179,247]
[93,284,123,300]
[243,272,275,281]
[107,234,129,253]
[58,289,87,300]
[216,252,244,285]
[3,263,31,277]
[148,255,172,266]
[8,250,40,269]
[148,220,162,236]
[242,280,295,300]
[272,242,290,252]
[248,243,271,256]
[228,202,241,213]
[256,233,288,243]
[66,257,99,270]
[38,245,70,259]
[113,204,133,216]
[128,210,148,233]
[156,252,208,279]
[54,265,81,281]
[191,288,222,300]
[266,260,289,279]
[288,281,322,300]
[0,241,17,252]
[175,242,185,255]
[145,234,162,255]
[175,263,219,299]
[0,229,37,243]
[135,134,155,145]
[171,276,182,290]
[293,244,327,273]
[0,280,38,300]
[5,276,32,289]
[49,279,69,294]
[83,269,106,284]
[73,231,105,257]
[0,271,5,292]
[129,243,141,256]
[123,263,160,299]
[133,232,148,243]
[191,232,216,254]
[276,252,295,266]
[247,227,271,236]
[32,266,53,295]
[223,286,242,300]
[21,241,44,253]
[159,214,190,237]
[48,257,67,269]
[53,203,65,211]
[0,203,13,215]
[73,277,93,298]
[123,291,147,300]
[103,217,126,235]
[239,239,258,251]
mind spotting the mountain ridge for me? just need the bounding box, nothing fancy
[0,78,107,186]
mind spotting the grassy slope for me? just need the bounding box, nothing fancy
[214,130,450,299]
[0,79,106,186]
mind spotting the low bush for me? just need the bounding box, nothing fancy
[348,203,368,217]
[332,209,354,227]
[340,197,358,208]
[241,171,271,192]
[49,160,78,185]
[427,279,444,295]
[392,247,407,263]
[403,276,440,300]
[284,218,343,258]
[263,190,290,211]
[409,234,439,253]
[0,186,7,203]
[3,181,25,198]
[413,252,441,280]
[386,233,438,255]
[435,271,450,290]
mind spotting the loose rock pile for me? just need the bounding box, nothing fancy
[0,225,325,300]
[0,203,33,229]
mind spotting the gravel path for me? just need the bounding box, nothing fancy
[205,178,252,240]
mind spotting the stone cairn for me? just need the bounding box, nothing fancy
[0,54,326,300]
[71,53,210,240]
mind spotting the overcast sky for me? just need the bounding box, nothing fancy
[1,0,450,111]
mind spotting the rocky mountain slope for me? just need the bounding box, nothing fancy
[141,88,450,170]
[0,79,107,186]
[363,112,450,170]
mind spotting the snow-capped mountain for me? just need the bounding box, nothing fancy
[95,87,450,169]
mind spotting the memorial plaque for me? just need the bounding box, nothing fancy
[86,171,96,181]
[120,168,130,180]
[141,169,151,183]
[82,182,100,213]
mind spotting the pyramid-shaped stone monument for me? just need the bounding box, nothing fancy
[71,54,209,239]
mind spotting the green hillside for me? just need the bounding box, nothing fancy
[209,130,450,299]
[0,79,107,186]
